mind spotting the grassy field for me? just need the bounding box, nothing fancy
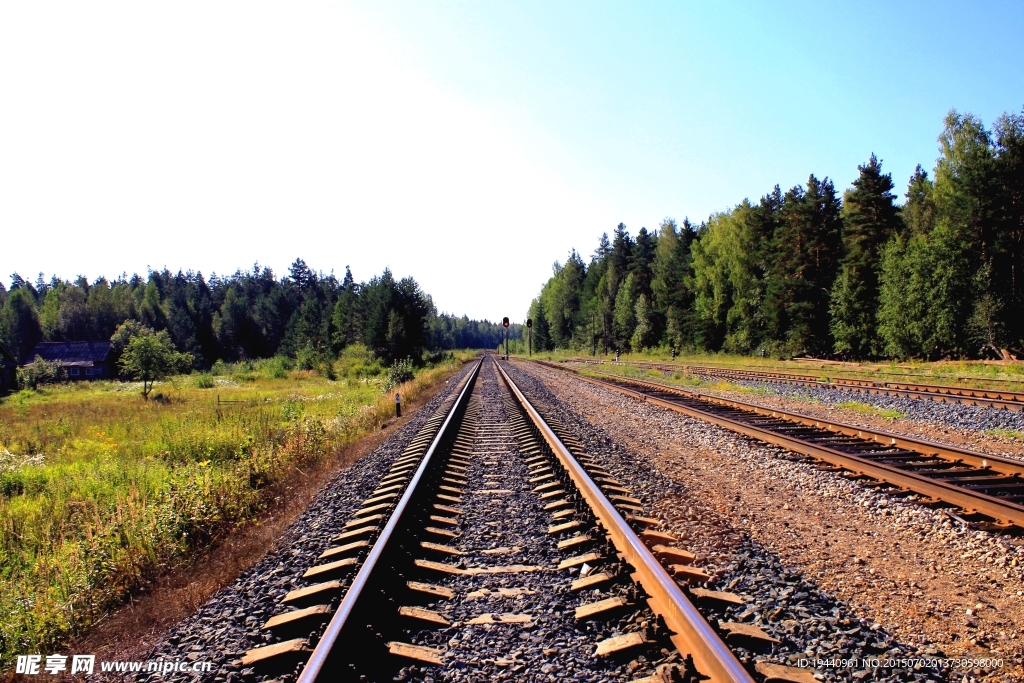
[518,348,1024,390]
[0,346,475,659]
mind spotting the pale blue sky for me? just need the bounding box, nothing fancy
[2,1,1022,320]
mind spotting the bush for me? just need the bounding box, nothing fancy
[193,373,215,389]
[337,344,384,380]
[383,358,415,392]
[252,356,292,380]
[18,356,67,389]
[295,347,335,380]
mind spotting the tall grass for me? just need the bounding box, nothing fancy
[0,347,474,659]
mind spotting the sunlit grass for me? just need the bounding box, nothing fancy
[835,401,905,420]
[0,347,474,658]
[983,428,1024,440]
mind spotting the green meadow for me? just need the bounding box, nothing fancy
[0,346,472,659]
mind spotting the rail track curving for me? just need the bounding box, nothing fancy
[538,360,1024,532]
[232,356,812,682]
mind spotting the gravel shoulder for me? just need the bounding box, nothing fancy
[518,361,1024,682]
[670,374,1024,460]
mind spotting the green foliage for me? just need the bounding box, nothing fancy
[18,356,68,389]
[383,358,415,392]
[0,287,42,363]
[192,373,215,388]
[830,154,902,356]
[335,343,384,380]
[0,353,469,661]
[527,105,1024,361]
[119,330,194,398]
[691,204,763,353]
[630,294,655,352]
[612,273,638,351]
[4,260,498,381]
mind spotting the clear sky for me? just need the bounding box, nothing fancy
[2,1,1022,321]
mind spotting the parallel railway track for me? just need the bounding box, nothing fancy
[234,356,812,682]
[537,360,1024,532]
[568,358,1024,411]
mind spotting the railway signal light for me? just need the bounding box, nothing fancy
[526,319,532,357]
[502,317,510,359]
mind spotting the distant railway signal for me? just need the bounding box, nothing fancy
[526,319,532,356]
[502,317,510,358]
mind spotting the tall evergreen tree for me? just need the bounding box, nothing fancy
[331,266,361,353]
[903,165,936,236]
[630,227,657,299]
[761,176,842,355]
[830,154,902,356]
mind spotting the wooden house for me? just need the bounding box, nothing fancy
[29,341,114,380]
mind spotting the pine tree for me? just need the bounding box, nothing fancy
[903,166,935,235]
[830,154,901,356]
[762,176,842,355]
[140,279,166,331]
[630,227,657,299]
[609,223,633,299]
[331,266,361,353]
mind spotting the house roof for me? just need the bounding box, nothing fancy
[30,341,112,365]
[0,343,15,367]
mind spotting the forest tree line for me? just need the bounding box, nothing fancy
[0,259,510,369]
[529,108,1024,360]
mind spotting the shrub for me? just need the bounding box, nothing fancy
[252,356,291,380]
[18,356,67,389]
[383,358,415,392]
[193,373,215,389]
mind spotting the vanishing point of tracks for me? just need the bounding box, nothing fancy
[546,360,1024,532]
[233,356,805,682]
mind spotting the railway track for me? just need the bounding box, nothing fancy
[537,360,1024,532]
[568,358,1024,412]
[232,356,811,682]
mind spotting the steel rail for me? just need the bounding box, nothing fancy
[683,365,1024,406]
[576,358,1024,409]
[297,358,483,683]
[579,357,1024,389]
[534,360,1024,529]
[494,361,755,683]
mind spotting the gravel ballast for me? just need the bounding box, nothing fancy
[508,360,1024,682]
[677,369,1024,460]
[391,359,674,682]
